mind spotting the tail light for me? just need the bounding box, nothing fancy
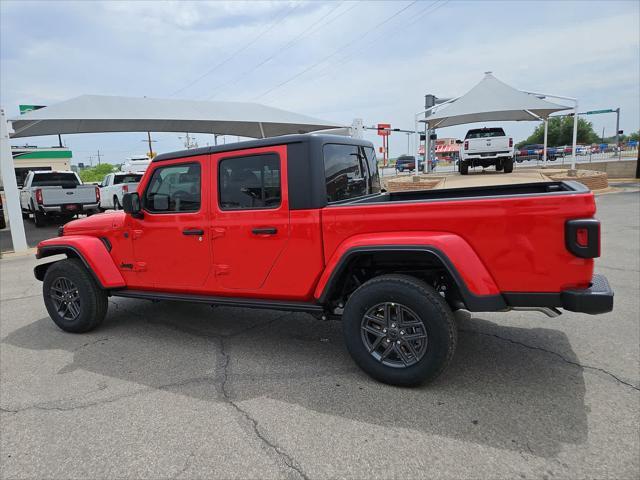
[35,189,43,205]
[464,141,469,150]
[95,186,101,202]
[565,219,600,258]
[509,138,513,147]
[122,185,128,193]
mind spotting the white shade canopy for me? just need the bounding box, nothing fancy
[9,95,344,139]
[421,73,571,128]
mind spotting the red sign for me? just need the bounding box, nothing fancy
[377,123,391,136]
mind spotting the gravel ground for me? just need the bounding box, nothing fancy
[1,190,638,479]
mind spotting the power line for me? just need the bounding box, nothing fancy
[168,2,302,98]
[205,1,355,100]
[252,0,419,101]
[312,0,449,83]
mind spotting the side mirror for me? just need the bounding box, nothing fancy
[122,192,143,218]
[455,139,463,145]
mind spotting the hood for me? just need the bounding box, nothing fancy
[62,211,126,236]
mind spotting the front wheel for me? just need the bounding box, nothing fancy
[342,274,457,386]
[113,196,121,210]
[43,258,108,333]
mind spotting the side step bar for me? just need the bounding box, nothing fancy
[111,289,325,313]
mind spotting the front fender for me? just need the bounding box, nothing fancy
[35,235,125,289]
[314,232,504,310]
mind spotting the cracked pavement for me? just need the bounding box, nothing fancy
[1,191,639,479]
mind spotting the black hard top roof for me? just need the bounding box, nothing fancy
[153,133,374,163]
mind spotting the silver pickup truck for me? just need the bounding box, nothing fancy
[20,171,100,227]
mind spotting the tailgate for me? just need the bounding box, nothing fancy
[467,137,509,153]
[42,186,97,205]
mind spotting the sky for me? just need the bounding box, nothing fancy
[1,0,639,165]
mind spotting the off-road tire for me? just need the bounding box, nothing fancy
[459,161,469,175]
[43,258,108,333]
[503,157,514,173]
[495,159,504,171]
[342,274,457,387]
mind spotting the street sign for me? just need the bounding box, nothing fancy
[377,123,391,136]
[584,109,615,115]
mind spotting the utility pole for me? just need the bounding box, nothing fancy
[144,132,156,157]
[96,149,102,165]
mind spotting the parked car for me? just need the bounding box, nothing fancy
[19,170,100,227]
[34,134,613,386]
[459,127,514,174]
[395,155,424,173]
[99,172,143,210]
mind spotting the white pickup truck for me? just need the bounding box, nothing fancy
[20,171,100,227]
[458,127,515,175]
[99,172,143,210]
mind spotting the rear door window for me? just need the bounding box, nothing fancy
[218,154,281,210]
[114,174,143,184]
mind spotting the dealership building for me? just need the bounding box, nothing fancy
[9,145,72,187]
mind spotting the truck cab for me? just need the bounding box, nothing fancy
[34,134,613,386]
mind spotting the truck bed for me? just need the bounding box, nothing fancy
[322,180,595,294]
[350,181,587,205]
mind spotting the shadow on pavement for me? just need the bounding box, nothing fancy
[3,299,587,458]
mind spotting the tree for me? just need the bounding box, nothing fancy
[78,163,117,183]
[516,117,600,148]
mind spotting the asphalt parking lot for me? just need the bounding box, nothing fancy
[1,190,638,479]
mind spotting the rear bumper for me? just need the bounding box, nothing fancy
[40,203,100,214]
[503,274,614,315]
[561,274,614,314]
[462,152,512,161]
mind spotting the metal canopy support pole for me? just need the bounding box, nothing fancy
[258,122,266,139]
[571,105,579,171]
[542,119,548,167]
[0,108,28,252]
[615,107,621,160]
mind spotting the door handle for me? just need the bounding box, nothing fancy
[183,228,204,236]
[252,227,277,235]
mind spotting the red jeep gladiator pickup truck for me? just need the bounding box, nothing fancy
[34,134,613,386]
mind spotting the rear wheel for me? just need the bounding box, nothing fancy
[33,210,46,228]
[43,258,108,333]
[503,157,514,173]
[113,196,121,210]
[342,274,457,386]
[459,161,469,175]
[495,159,504,171]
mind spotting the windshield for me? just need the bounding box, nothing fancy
[31,172,80,187]
[114,174,143,184]
[466,128,506,139]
